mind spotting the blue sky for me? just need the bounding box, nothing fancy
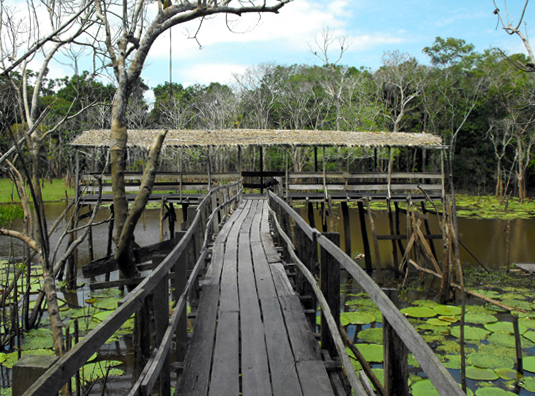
[138,0,532,89]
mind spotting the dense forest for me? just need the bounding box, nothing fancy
[1,37,534,199]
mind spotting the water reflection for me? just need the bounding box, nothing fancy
[300,204,535,270]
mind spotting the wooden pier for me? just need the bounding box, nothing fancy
[178,198,335,395]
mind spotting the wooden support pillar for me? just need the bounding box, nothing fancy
[12,355,59,396]
[421,202,438,261]
[387,199,399,272]
[320,202,327,232]
[174,233,188,362]
[159,197,165,242]
[382,288,409,396]
[207,146,212,191]
[357,201,373,275]
[340,201,351,257]
[87,211,94,262]
[314,147,318,172]
[365,197,383,285]
[307,202,315,229]
[320,232,340,357]
[394,202,406,256]
[237,145,242,174]
[260,146,264,194]
[387,147,393,199]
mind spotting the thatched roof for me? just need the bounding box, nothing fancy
[71,129,443,149]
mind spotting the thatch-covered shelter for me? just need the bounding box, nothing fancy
[71,129,443,149]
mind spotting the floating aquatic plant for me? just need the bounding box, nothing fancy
[465,366,499,381]
[487,332,535,349]
[522,356,535,373]
[412,300,438,308]
[433,305,461,316]
[439,316,459,323]
[341,312,376,325]
[494,368,522,380]
[484,322,527,334]
[522,330,535,343]
[356,344,383,363]
[465,313,498,325]
[477,344,517,359]
[443,355,470,370]
[450,326,490,341]
[519,377,535,392]
[345,347,362,372]
[468,353,514,370]
[81,360,124,382]
[400,307,436,318]
[426,318,451,327]
[357,328,383,344]
[474,387,517,396]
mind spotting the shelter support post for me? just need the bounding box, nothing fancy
[320,232,340,358]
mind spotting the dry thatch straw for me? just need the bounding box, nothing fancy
[71,129,443,149]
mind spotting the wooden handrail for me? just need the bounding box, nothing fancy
[22,180,243,396]
[267,191,465,396]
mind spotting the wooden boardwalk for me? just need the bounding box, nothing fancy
[177,198,335,396]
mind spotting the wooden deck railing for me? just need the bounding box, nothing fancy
[267,191,464,396]
[22,180,243,396]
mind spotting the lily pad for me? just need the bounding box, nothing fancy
[340,316,350,327]
[433,305,461,316]
[502,299,532,311]
[357,328,383,344]
[92,297,120,310]
[450,326,490,341]
[487,332,535,349]
[523,330,535,343]
[465,313,498,325]
[410,379,439,396]
[523,356,535,373]
[443,355,470,370]
[341,312,376,325]
[427,318,451,327]
[475,388,517,396]
[484,322,526,334]
[82,361,124,382]
[413,300,438,308]
[93,310,114,322]
[439,316,459,323]
[520,377,535,392]
[345,347,362,372]
[494,368,522,380]
[465,366,499,381]
[356,344,383,363]
[400,307,436,318]
[519,318,535,329]
[477,344,517,359]
[468,353,514,369]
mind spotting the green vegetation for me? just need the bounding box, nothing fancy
[0,178,75,204]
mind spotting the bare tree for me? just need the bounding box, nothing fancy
[493,0,535,70]
[310,27,351,132]
[92,0,292,279]
[375,50,427,132]
[0,0,97,359]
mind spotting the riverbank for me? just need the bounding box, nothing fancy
[0,178,75,204]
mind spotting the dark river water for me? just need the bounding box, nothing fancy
[1,201,534,270]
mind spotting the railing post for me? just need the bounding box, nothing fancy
[152,254,170,396]
[320,232,340,358]
[382,287,409,396]
[294,221,317,328]
[174,233,188,362]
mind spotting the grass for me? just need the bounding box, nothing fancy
[0,178,75,204]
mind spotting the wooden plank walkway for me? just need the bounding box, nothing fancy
[177,199,335,396]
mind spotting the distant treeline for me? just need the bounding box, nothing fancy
[2,37,534,199]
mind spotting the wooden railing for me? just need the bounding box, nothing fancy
[22,180,243,396]
[267,191,464,396]
[80,172,242,192]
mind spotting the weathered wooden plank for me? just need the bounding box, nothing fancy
[296,361,335,396]
[239,202,271,395]
[178,202,248,396]
[261,297,303,396]
[270,263,294,297]
[278,295,321,362]
[208,311,240,396]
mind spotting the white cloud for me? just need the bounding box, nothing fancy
[178,63,248,86]
[146,0,351,60]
